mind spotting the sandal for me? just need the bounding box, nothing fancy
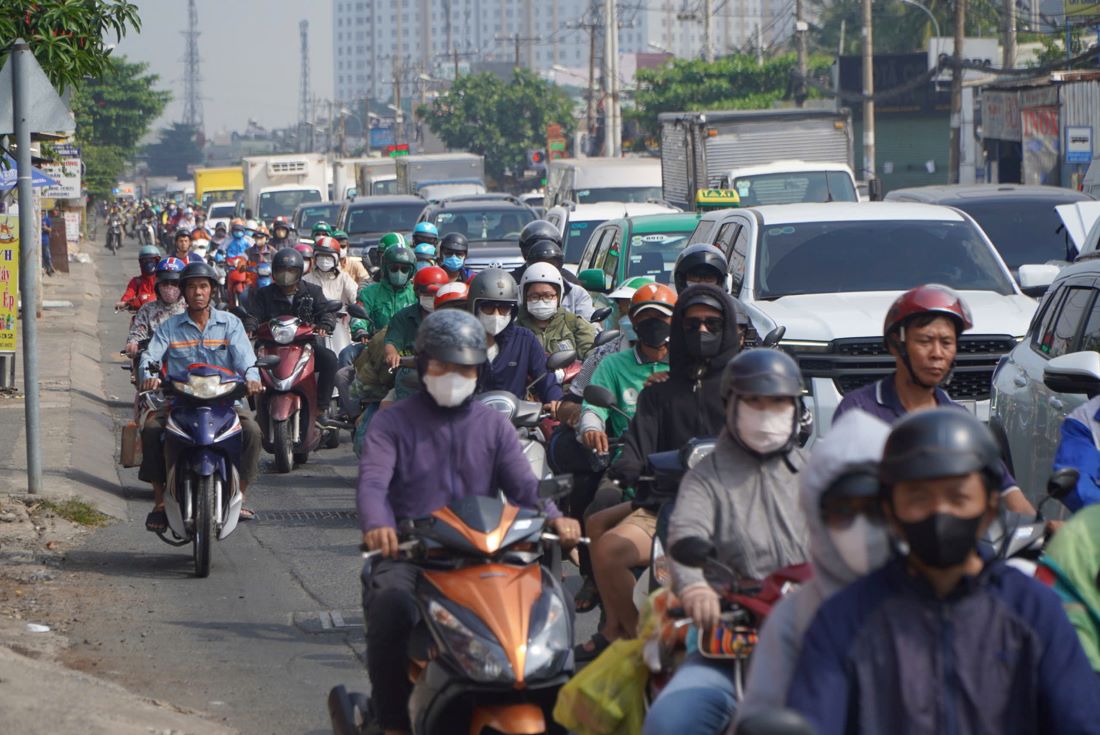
[239,507,256,521]
[573,632,612,663]
[574,577,601,614]
[145,507,168,532]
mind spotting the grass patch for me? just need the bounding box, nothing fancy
[33,498,110,527]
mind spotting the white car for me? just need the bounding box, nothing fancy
[205,200,241,233]
[545,201,680,270]
[719,160,859,205]
[687,202,1038,441]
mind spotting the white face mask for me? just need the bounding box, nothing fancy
[732,400,795,454]
[423,371,477,407]
[315,255,336,272]
[479,312,511,336]
[526,298,558,320]
[419,294,436,313]
[827,515,891,577]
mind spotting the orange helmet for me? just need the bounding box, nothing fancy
[434,281,470,310]
[230,217,246,228]
[629,282,677,318]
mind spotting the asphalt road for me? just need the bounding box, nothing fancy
[62,241,596,734]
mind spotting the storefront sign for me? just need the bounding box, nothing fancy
[40,157,81,199]
[63,211,80,243]
[0,215,20,351]
[1022,106,1061,186]
[983,90,1021,141]
[1066,126,1093,163]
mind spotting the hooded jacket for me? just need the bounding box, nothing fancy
[1039,502,1100,671]
[303,265,358,306]
[351,279,416,336]
[737,410,891,725]
[610,283,741,490]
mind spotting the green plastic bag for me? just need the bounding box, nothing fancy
[553,637,648,735]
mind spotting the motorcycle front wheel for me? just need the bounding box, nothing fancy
[193,473,214,577]
[273,419,294,473]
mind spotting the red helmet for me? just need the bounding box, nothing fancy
[272,215,291,228]
[294,243,314,259]
[434,281,470,309]
[413,266,449,295]
[883,284,973,344]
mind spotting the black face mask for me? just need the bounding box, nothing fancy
[635,319,671,349]
[898,510,986,569]
[684,329,721,358]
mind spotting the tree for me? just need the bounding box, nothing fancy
[0,0,142,91]
[142,123,202,179]
[70,56,170,197]
[417,68,577,182]
[810,0,1003,57]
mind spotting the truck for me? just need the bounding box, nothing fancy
[241,153,328,223]
[331,157,374,201]
[544,157,663,209]
[658,108,854,211]
[395,152,485,200]
[194,167,245,209]
[354,158,398,197]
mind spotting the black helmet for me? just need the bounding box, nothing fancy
[415,309,488,366]
[271,247,304,287]
[720,348,802,402]
[179,261,218,286]
[527,239,565,266]
[879,408,1002,491]
[439,232,469,255]
[674,243,728,292]
[467,268,519,314]
[518,220,562,259]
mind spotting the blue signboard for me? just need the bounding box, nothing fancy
[1066,126,1093,164]
[370,126,396,148]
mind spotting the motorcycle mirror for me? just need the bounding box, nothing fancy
[1047,467,1079,500]
[582,383,617,409]
[347,303,369,320]
[545,349,577,372]
[736,708,816,735]
[324,301,344,313]
[669,536,717,568]
[589,306,613,323]
[593,329,621,349]
[254,355,280,368]
[761,325,786,347]
[538,474,574,500]
[230,306,249,321]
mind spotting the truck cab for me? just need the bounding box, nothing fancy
[719,160,859,206]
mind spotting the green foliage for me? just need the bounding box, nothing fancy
[34,497,109,526]
[143,123,203,179]
[810,0,1003,57]
[417,68,576,181]
[0,0,142,91]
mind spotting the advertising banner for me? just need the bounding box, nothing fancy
[0,215,20,351]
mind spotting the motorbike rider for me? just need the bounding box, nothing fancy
[737,409,892,725]
[176,207,196,233]
[210,222,228,251]
[224,218,251,259]
[1051,391,1100,510]
[116,245,162,311]
[310,222,333,243]
[413,242,437,271]
[786,408,1100,735]
[125,257,188,357]
[170,228,205,265]
[269,216,294,250]
[383,266,449,371]
[332,228,370,284]
[190,226,212,261]
[467,268,562,406]
[370,231,408,280]
[351,245,416,338]
[526,239,595,320]
[138,262,264,530]
[511,219,562,282]
[303,236,358,307]
[434,281,468,310]
[357,308,581,735]
[834,284,1036,515]
[411,221,439,251]
[674,243,727,291]
[438,232,473,283]
[517,263,596,360]
[242,248,340,417]
[246,226,276,264]
[294,242,314,274]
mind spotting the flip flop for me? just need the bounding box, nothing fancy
[573,631,612,663]
[239,507,256,521]
[145,508,168,532]
[574,577,601,614]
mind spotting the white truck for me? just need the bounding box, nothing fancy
[544,157,663,209]
[354,158,398,197]
[659,108,855,211]
[395,152,485,200]
[241,153,328,222]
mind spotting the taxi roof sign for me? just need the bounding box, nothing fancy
[695,188,740,209]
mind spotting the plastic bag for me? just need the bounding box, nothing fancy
[553,637,648,735]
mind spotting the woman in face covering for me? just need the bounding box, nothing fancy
[734,409,892,728]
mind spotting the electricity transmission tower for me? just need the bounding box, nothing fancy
[181,0,204,135]
[299,20,313,152]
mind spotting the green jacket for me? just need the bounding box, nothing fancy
[517,307,597,361]
[579,347,668,438]
[351,280,415,336]
[383,303,424,354]
[1041,503,1100,671]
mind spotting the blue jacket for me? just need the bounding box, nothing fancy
[1053,394,1100,511]
[787,556,1100,735]
[482,322,563,403]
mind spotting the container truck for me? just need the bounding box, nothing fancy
[545,158,663,208]
[395,152,485,200]
[241,153,327,222]
[194,167,245,208]
[354,158,398,197]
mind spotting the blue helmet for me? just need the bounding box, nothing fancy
[414,242,437,260]
[412,221,440,245]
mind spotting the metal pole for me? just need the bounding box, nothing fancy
[610,0,621,157]
[949,0,966,184]
[12,40,42,494]
[796,0,807,106]
[703,0,714,62]
[1003,0,1016,67]
[862,0,876,178]
[603,0,614,157]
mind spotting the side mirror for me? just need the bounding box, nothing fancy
[867,177,884,202]
[546,349,577,371]
[230,306,249,321]
[347,303,369,320]
[1048,467,1080,500]
[669,537,716,568]
[582,383,617,409]
[736,708,816,735]
[538,474,574,500]
[1017,264,1061,296]
[254,355,280,368]
[594,328,621,348]
[579,268,610,293]
[761,325,786,347]
[590,306,613,323]
[1043,350,1100,398]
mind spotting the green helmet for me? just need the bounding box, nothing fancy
[138,244,161,260]
[382,246,416,288]
[378,232,407,255]
[332,229,349,240]
[311,221,333,238]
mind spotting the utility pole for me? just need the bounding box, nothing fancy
[756,23,764,66]
[495,33,540,68]
[796,0,808,106]
[703,0,714,62]
[567,8,601,152]
[602,0,621,156]
[862,0,876,178]
[1003,0,1017,68]
[949,0,966,184]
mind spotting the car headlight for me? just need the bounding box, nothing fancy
[271,321,298,344]
[427,600,513,683]
[174,374,236,399]
[524,593,570,680]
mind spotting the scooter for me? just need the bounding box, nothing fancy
[106,216,123,253]
[328,477,582,735]
[137,220,157,247]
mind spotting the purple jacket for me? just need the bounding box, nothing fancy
[357,392,560,532]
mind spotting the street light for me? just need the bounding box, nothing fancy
[900,0,942,52]
[648,41,673,55]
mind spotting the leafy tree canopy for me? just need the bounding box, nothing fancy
[143,123,202,180]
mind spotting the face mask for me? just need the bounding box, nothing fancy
[273,269,299,287]
[419,294,436,313]
[634,318,671,348]
[618,314,637,342]
[315,255,336,272]
[443,254,465,271]
[828,516,891,577]
[387,269,411,288]
[258,277,272,288]
[898,510,986,569]
[684,329,722,358]
[526,299,558,321]
[732,400,795,455]
[423,371,477,408]
[140,260,157,275]
[479,312,511,336]
[231,230,244,239]
[157,284,181,303]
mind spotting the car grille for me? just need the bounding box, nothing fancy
[466,257,524,273]
[788,335,1016,402]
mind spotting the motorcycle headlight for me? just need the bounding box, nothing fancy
[271,321,298,344]
[524,593,570,680]
[427,600,513,683]
[174,374,236,399]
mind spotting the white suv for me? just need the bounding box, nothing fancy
[545,201,679,269]
[688,202,1038,441]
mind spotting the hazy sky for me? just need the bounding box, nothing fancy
[114,0,334,135]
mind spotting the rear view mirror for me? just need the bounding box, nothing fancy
[594,329,621,348]
[867,177,884,202]
[546,350,577,371]
[579,268,610,293]
[590,306,613,323]
[1018,264,1061,296]
[230,306,250,321]
[538,474,574,500]
[1047,467,1080,500]
[669,537,716,568]
[347,303,369,320]
[761,325,786,347]
[582,383,616,409]
[1043,351,1100,398]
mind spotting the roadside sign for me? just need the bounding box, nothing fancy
[0,215,19,350]
[40,157,81,199]
[1066,126,1093,164]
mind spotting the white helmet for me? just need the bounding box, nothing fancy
[520,261,564,295]
[245,219,259,231]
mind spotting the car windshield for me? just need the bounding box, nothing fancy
[950,199,1075,270]
[208,203,236,219]
[732,171,858,206]
[346,203,426,235]
[564,219,606,263]
[296,204,341,232]
[754,219,1016,299]
[576,186,662,204]
[431,207,536,242]
[258,189,322,220]
[372,179,398,195]
[624,229,695,284]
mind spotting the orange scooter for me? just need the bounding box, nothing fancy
[329,478,581,735]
